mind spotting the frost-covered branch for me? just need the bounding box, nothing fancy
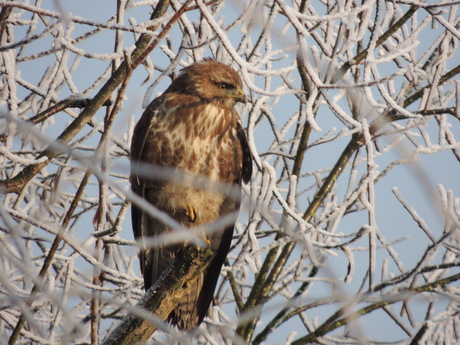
[1,1,459,344]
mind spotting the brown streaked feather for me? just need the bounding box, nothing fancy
[130,60,252,331]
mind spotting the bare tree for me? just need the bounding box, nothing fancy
[1,0,459,344]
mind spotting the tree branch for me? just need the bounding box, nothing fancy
[241,5,460,341]
[101,246,215,345]
[0,0,170,194]
[0,1,13,41]
[9,171,92,345]
[291,272,460,345]
[332,5,420,83]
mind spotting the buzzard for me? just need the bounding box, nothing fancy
[130,59,252,330]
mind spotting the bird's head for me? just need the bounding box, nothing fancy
[167,59,247,108]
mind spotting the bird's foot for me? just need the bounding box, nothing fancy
[197,239,211,251]
[184,205,197,223]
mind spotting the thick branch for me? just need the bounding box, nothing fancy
[101,246,215,345]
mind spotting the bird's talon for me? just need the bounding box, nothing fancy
[197,239,211,251]
[184,205,197,223]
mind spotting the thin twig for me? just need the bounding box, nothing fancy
[28,97,113,125]
[0,0,170,194]
[291,272,460,345]
[8,171,91,345]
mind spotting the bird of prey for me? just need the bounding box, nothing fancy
[130,59,252,330]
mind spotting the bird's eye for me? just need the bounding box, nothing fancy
[217,82,235,90]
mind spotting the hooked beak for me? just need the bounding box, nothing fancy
[235,87,247,104]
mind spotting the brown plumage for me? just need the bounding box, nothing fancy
[130,59,252,330]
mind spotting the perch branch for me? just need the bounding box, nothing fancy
[101,246,215,345]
